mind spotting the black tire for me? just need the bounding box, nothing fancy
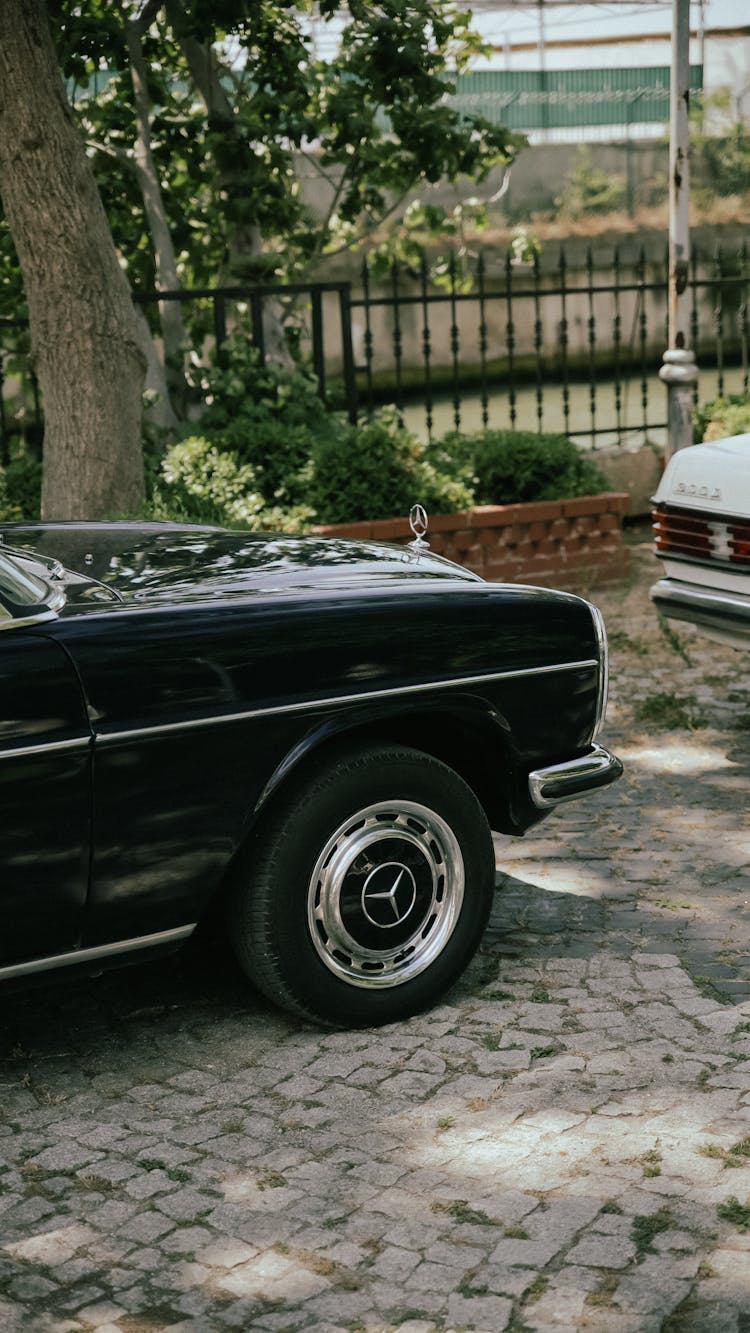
[228,744,495,1027]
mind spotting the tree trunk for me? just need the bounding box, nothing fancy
[0,0,146,519]
[134,306,180,433]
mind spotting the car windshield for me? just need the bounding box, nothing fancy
[0,549,49,609]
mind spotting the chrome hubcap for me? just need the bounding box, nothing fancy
[306,799,464,989]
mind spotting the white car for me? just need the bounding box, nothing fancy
[651,432,750,650]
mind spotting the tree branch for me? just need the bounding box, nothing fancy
[309,145,364,262]
[318,185,415,262]
[135,0,162,31]
[297,147,341,188]
[165,0,232,119]
[84,137,134,169]
[125,11,187,404]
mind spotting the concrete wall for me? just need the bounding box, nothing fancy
[298,139,669,228]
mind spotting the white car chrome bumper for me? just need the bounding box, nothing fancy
[651,576,750,649]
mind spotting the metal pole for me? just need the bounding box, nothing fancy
[659,0,698,457]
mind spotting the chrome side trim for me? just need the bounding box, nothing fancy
[0,736,91,761]
[529,743,623,809]
[589,604,609,740]
[0,925,197,982]
[96,658,599,745]
[0,609,60,633]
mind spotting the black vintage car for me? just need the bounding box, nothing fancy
[0,521,621,1026]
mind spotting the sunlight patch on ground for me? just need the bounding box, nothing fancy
[403,1054,750,1227]
[498,862,614,897]
[619,741,741,776]
[665,805,750,841]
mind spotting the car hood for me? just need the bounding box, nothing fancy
[1,521,480,609]
[654,432,750,517]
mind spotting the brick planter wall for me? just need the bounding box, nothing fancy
[314,492,631,591]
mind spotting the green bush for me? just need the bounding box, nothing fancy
[153,415,608,531]
[152,342,607,531]
[156,437,265,526]
[690,91,750,199]
[695,130,750,198]
[0,470,21,521]
[308,416,473,525]
[555,147,626,219]
[187,339,342,506]
[0,448,42,521]
[694,392,750,443]
[427,429,607,506]
[152,436,313,532]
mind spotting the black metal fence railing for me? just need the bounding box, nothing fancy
[0,242,747,464]
[352,242,749,446]
[0,280,358,466]
[134,280,358,420]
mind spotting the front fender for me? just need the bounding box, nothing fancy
[248,692,521,835]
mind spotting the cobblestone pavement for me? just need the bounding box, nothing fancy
[2,528,750,1333]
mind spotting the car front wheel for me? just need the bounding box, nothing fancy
[228,744,495,1027]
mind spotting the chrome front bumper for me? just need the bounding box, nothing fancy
[528,743,623,809]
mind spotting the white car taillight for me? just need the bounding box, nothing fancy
[654,503,750,566]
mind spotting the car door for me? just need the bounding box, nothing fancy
[0,632,91,967]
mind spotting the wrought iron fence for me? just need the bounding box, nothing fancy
[0,280,358,466]
[353,242,749,448]
[1,242,747,463]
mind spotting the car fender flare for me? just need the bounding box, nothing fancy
[246,692,520,837]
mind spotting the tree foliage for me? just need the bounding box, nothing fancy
[0,1,519,513]
[2,0,518,306]
[690,87,750,199]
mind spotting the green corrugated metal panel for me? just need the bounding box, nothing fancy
[451,66,704,130]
